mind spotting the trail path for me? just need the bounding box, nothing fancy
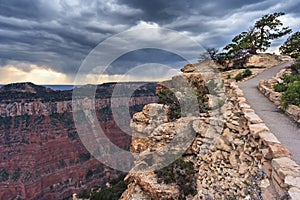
[238,61,300,164]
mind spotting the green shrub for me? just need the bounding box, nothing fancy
[158,79,209,120]
[282,73,300,84]
[273,72,300,108]
[234,69,253,81]
[291,58,300,75]
[154,158,197,199]
[234,73,244,81]
[77,189,90,199]
[243,68,252,77]
[206,80,217,93]
[281,81,300,109]
[158,89,181,121]
[217,99,225,107]
[273,83,288,92]
[90,174,127,200]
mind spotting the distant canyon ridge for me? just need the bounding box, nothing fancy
[0,82,158,200]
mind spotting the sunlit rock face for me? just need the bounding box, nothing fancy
[0,82,158,200]
[121,64,269,200]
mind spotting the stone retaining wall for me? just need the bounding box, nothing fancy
[258,68,300,123]
[230,81,300,199]
[121,75,300,199]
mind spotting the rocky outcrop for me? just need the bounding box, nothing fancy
[0,82,158,200]
[122,81,263,199]
[181,64,197,73]
[121,66,300,199]
[245,53,284,68]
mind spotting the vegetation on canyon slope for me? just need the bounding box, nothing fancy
[234,68,253,82]
[77,174,127,200]
[206,12,293,69]
[154,158,197,200]
[280,31,300,58]
[224,12,291,56]
[273,58,300,108]
[157,77,209,121]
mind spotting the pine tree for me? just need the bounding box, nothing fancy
[224,12,291,56]
[280,31,300,58]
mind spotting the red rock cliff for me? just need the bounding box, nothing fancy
[0,82,157,200]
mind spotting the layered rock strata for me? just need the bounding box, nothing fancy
[0,82,158,200]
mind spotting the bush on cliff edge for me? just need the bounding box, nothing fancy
[154,158,197,199]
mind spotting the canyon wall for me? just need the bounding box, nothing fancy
[0,82,158,200]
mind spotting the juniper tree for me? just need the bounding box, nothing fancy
[224,12,291,57]
[280,31,300,58]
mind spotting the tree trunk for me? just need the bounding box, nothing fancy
[249,46,257,54]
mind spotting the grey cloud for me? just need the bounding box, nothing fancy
[0,0,299,82]
[0,0,53,20]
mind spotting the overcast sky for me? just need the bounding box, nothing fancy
[0,0,300,84]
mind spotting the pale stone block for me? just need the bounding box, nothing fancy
[249,123,270,136]
[285,175,300,188]
[259,131,281,145]
[288,187,300,200]
[244,110,263,124]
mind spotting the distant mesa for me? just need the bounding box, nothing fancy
[0,82,53,94]
[0,81,158,102]
[0,82,71,102]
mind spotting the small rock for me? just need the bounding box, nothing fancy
[269,143,291,158]
[181,64,197,73]
[215,137,232,152]
[229,151,239,168]
[259,131,281,145]
[223,128,235,142]
[260,178,270,188]
[239,162,248,175]
[244,110,263,124]
[249,123,270,136]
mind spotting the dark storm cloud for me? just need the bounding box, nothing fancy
[0,0,142,75]
[118,0,263,21]
[106,48,187,75]
[0,0,300,82]
[0,0,53,20]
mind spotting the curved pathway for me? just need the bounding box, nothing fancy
[238,61,300,164]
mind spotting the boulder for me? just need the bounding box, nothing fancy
[181,64,197,73]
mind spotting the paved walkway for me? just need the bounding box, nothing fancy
[238,62,300,164]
